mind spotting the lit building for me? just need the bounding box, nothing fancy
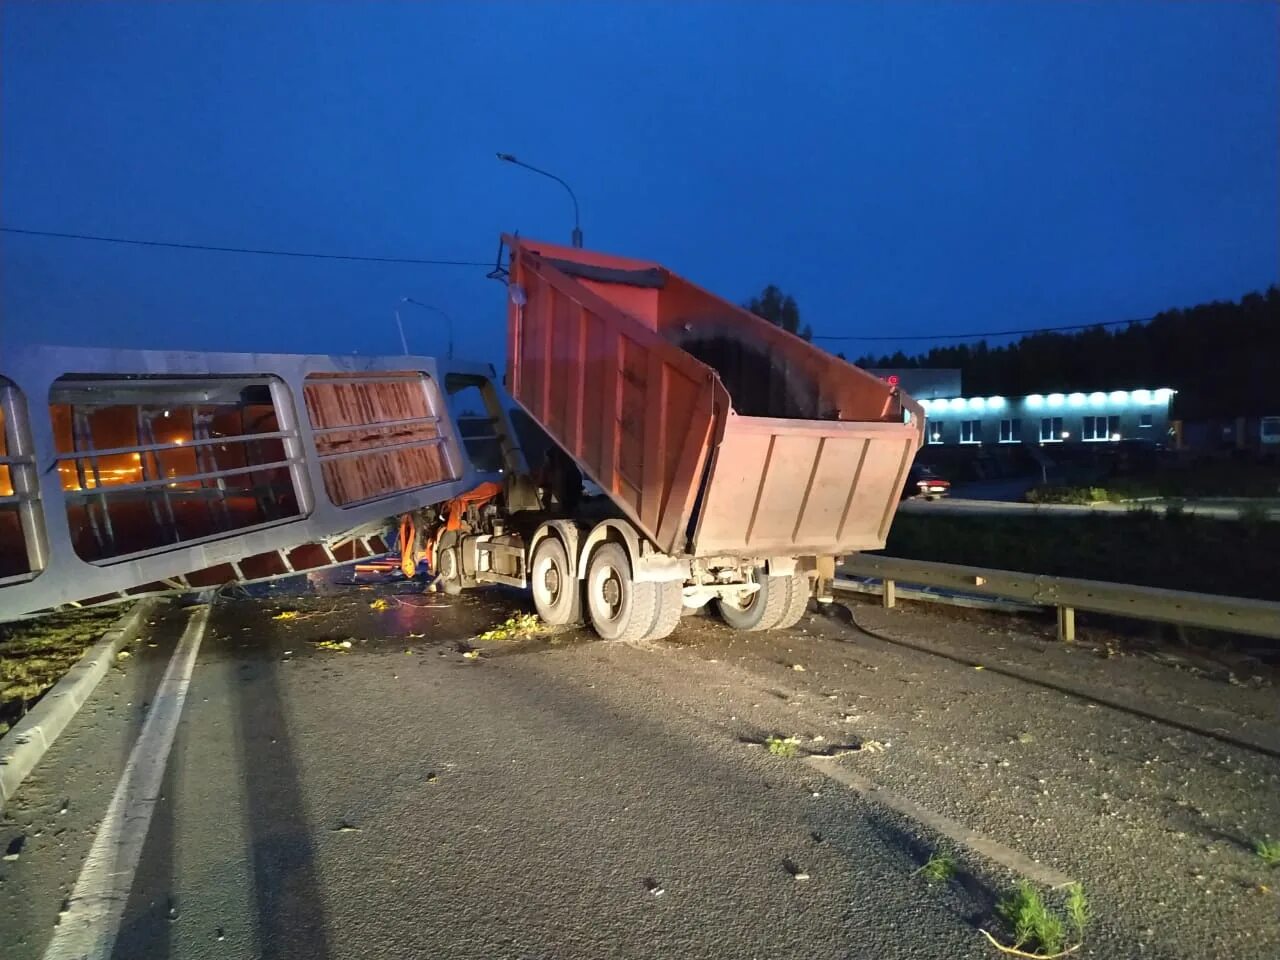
[917,389,1175,447]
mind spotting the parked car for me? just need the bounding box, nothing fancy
[903,464,950,500]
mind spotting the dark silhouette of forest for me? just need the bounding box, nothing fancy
[855,287,1278,417]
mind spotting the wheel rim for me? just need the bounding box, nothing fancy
[534,553,562,606]
[726,573,762,612]
[543,566,561,602]
[439,547,458,581]
[591,562,625,624]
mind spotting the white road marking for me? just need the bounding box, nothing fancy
[42,603,210,960]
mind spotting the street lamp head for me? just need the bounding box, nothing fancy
[496,152,517,163]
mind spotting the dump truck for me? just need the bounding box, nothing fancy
[423,235,924,641]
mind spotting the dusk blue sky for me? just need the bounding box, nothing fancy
[2,1,1276,364]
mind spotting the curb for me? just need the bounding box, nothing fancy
[0,598,160,813]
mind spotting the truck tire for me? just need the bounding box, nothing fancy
[773,571,811,630]
[715,568,787,631]
[530,536,581,626]
[437,542,463,596]
[644,580,683,641]
[585,542,659,643]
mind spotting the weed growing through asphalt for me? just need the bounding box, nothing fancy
[764,735,799,758]
[1064,883,1088,943]
[1255,838,1280,867]
[913,852,956,884]
[981,881,1088,957]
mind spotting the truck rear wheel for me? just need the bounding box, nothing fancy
[774,571,811,630]
[644,580,683,641]
[585,542,658,642]
[715,568,787,631]
[530,536,581,626]
[436,537,463,596]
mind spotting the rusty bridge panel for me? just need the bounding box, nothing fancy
[303,372,458,507]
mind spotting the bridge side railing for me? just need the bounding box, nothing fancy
[0,346,504,618]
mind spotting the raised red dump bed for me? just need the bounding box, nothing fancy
[505,236,924,559]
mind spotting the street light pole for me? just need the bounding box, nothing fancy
[496,152,583,248]
[392,305,410,355]
[398,297,455,359]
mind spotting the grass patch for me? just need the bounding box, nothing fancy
[1026,486,1115,505]
[982,881,1088,957]
[764,735,799,758]
[1030,461,1280,503]
[1255,838,1280,867]
[0,607,126,735]
[883,511,1280,602]
[914,851,956,884]
[475,613,545,642]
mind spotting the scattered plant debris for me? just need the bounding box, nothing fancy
[313,639,353,653]
[475,613,545,642]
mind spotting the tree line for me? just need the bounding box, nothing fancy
[851,287,1279,418]
[746,283,1278,417]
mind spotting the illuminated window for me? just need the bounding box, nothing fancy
[1083,415,1121,442]
[1261,417,1280,444]
[51,375,307,563]
[999,419,1021,443]
[1039,417,1064,442]
[960,420,981,444]
[926,422,944,444]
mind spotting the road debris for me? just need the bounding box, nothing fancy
[313,639,353,652]
[3,836,24,861]
[475,613,545,642]
[783,859,810,881]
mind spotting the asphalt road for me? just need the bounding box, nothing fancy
[2,579,1278,959]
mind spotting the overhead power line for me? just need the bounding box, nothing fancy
[1,226,1167,342]
[810,317,1145,343]
[0,226,493,267]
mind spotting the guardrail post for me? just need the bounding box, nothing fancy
[1057,605,1076,643]
[882,579,896,609]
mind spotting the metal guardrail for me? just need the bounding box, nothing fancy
[839,554,1280,642]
